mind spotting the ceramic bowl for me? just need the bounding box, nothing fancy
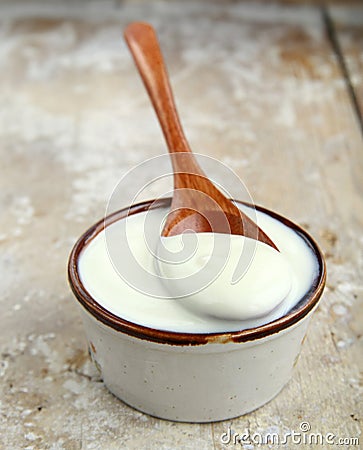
[68,198,326,422]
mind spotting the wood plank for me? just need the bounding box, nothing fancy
[329,4,363,128]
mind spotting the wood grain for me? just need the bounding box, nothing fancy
[329,5,363,130]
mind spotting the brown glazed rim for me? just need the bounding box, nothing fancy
[68,198,326,346]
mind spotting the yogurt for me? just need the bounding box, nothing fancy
[157,232,293,321]
[78,204,318,333]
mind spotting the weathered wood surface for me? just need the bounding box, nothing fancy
[0,1,361,449]
[330,5,363,131]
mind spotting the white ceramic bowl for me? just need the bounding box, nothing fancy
[68,199,326,422]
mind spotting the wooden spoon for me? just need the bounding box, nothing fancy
[124,22,277,250]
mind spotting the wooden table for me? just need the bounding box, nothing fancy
[0,1,361,448]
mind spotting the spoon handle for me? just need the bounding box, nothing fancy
[124,22,191,155]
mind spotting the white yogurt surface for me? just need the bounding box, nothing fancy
[78,205,319,333]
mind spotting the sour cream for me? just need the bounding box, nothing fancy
[157,232,293,321]
[78,205,318,333]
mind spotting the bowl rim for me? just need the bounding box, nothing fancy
[68,198,326,346]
